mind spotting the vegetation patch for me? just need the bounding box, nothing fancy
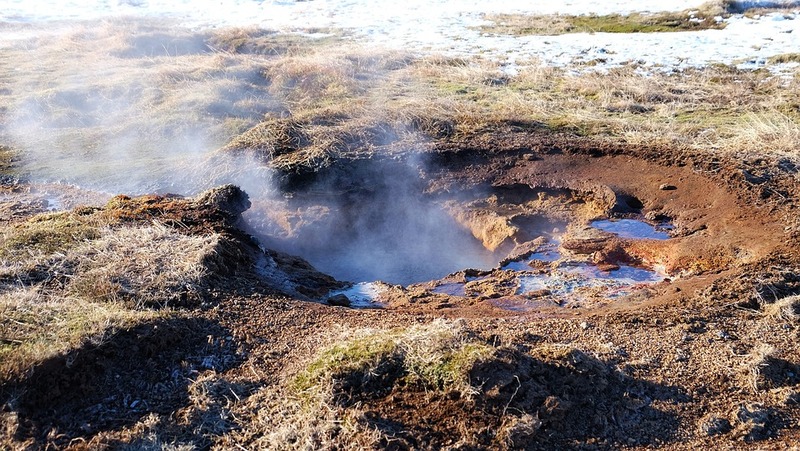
[65,224,221,308]
[479,6,727,36]
[208,26,345,55]
[293,319,491,400]
[231,320,493,448]
[0,287,162,385]
[0,212,100,261]
[768,53,800,65]
[478,1,800,36]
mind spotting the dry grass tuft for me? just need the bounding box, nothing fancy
[65,223,220,308]
[479,1,799,36]
[215,45,800,179]
[0,212,100,262]
[0,216,223,388]
[764,295,800,321]
[0,286,162,384]
[479,2,728,37]
[767,53,800,65]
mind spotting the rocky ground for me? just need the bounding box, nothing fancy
[1,126,799,450]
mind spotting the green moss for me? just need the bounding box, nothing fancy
[293,335,400,394]
[292,322,494,398]
[572,13,725,33]
[406,342,493,389]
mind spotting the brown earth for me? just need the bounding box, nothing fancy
[2,128,800,449]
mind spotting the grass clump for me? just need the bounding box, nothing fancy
[233,320,493,449]
[768,53,800,65]
[208,26,344,55]
[480,8,726,37]
[294,319,492,398]
[479,1,800,36]
[66,224,220,308]
[0,212,100,261]
[0,286,162,384]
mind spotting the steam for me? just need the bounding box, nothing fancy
[0,18,499,286]
[0,19,275,196]
[246,155,499,285]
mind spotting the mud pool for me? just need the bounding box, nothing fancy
[590,218,672,240]
[245,151,782,314]
[245,157,695,311]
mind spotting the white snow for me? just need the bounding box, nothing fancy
[0,0,798,72]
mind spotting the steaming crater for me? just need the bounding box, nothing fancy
[244,156,668,292]
[242,151,783,312]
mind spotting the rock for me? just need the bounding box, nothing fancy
[644,210,670,222]
[699,415,732,436]
[733,403,774,441]
[448,207,519,252]
[194,184,251,216]
[498,414,541,448]
[525,289,551,298]
[596,262,621,272]
[659,183,677,191]
[327,294,351,307]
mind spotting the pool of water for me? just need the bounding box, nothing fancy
[590,219,671,240]
[431,282,466,296]
[326,282,386,308]
[517,263,664,299]
[562,263,665,284]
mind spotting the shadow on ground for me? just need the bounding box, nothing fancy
[360,347,688,450]
[1,317,242,448]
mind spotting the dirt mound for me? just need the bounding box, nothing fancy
[239,320,687,450]
[96,185,340,300]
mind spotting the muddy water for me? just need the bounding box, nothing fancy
[269,152,781,311]
[590,219,671,240]
[517,263,665,296]
[501,248,562,271]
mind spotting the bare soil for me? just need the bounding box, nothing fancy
[2,128,800,449]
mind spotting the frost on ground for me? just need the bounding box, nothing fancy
[1,0,798,72]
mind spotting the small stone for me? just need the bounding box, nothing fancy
[327,294,351,307]
[526,289,551,298]
[699,416,732,436]
[659,183,677,191]
[580,321,591,330]
[715,330,731,340]
[596,262,620,272]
